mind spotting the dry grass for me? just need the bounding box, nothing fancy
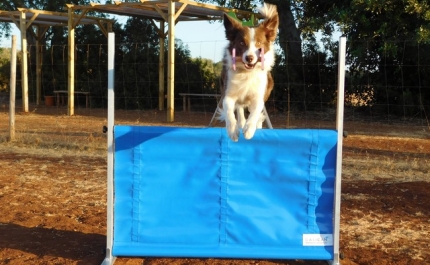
[1,112,107,157]
[1,108,429,265]
[343,156,429,182]
[342,210,428,261]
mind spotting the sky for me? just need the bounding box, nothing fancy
[0,17,229,62]
[175,21,228,62]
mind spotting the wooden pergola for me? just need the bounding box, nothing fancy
[0,8,113,114]
[69,0,257,122]
[2,1,256,121]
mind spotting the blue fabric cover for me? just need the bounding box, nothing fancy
[113,126,337,260]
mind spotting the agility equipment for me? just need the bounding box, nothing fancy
[102,33,346,265]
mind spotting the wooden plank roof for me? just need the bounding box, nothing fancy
[0,8,112,27]
[68,0,257,22]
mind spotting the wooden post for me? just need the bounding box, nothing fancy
[68,7,75,116]
[9,35,17,141]
[36,26,42,105]
[20,11,29,112]
[107,21,112,33]
[167,0,175,122]
[159,21,165,111]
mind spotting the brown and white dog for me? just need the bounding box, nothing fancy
[218,3,279,142]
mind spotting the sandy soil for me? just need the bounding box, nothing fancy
[0,106,429,265]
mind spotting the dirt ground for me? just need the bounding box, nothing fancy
[0,105,429,265]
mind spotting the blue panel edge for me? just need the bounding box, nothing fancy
[113,243,334,260]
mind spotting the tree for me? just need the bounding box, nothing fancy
[112,18,161,109]
[315,0,430,116]
[197,0,430,116]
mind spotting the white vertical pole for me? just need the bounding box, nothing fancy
[20,11,28,112]
[331,36,346,265]
[68,7,75,116]
[102,32,116,265]
[9,35,17,142]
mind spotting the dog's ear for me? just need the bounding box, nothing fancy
[261,13,279,42]
[223,14,243,41]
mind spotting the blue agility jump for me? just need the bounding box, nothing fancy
[113,126,337,260]
[102,33,346,265]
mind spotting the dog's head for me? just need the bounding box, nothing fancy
[223,4,279,71]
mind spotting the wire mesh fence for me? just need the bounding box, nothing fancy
[3,39,429,136]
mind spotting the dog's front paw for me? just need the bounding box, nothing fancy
[226,122,240,142]
[228,130,239,142]
[243,123,257,140]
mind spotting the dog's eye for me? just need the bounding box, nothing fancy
[240,41,245,46]
[256,41,261,46]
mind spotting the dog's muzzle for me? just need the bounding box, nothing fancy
[232,47,265,71]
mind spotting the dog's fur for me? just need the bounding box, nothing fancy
[218,3,279,141]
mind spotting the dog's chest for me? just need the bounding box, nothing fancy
[226,70,267,103]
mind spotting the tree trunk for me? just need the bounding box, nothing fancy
[265,0,303,66]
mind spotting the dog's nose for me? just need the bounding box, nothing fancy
[245,55,254,63]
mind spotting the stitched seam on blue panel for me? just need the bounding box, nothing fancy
[219,131,228,245]
[308,129,318,232]
[131,132,140,242]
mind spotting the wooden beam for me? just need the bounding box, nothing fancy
[149,19,167,111]
[72,9,89,28]
[7,13,20,29]
[180,0,259,18]
[25,11,39,29]
[34,26,48,106]
[151,4,168,21]
[174,3,188,21]
[9,35,17,141]
[140,0,168,4]
[35,26,49,41]
[167,0,175,122]
[96,20,109,38]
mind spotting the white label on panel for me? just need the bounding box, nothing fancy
[303,234,334,246]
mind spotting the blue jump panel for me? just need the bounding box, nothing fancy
[113,126,337,260]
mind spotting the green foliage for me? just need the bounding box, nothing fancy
[173,43,221,112]
[297,0,430,116]
[0,47,11,92]
[273,39,338,112]
[341,1,430,115]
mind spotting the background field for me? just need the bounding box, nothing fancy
[0,105,429,265]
